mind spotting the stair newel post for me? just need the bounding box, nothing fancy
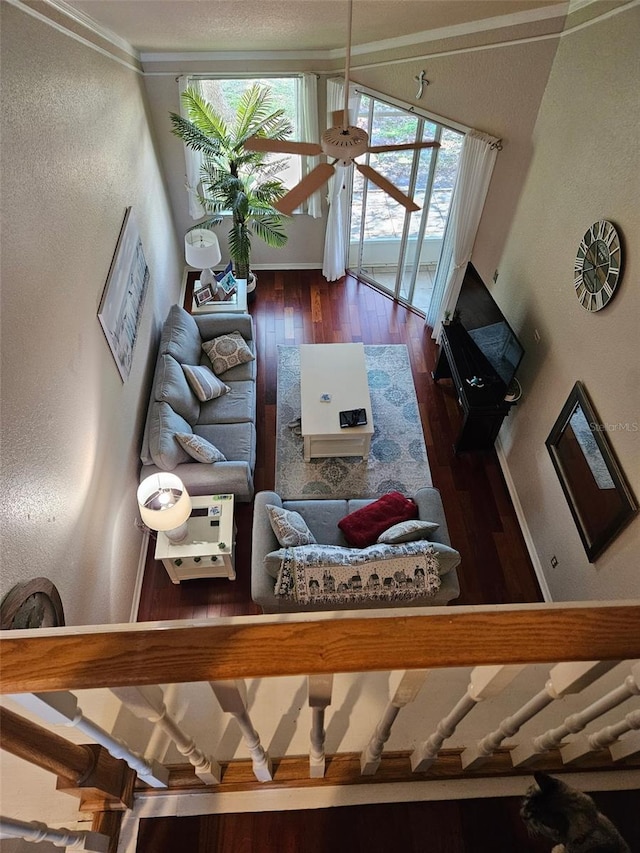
[308,674,333,778]
[411,665,524,772]
[360,670,428,776]
[110,685,221,784]
[461,660,618,770]
[208,680,272,782]
[9,692,169,788]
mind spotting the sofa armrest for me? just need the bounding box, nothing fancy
[140,460,254,502]
[194,312,254,343]
[414,487,451,547]
[251,491,284,608]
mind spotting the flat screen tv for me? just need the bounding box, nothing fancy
[454,262,525,389]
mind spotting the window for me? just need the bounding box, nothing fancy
[179,74,320,216]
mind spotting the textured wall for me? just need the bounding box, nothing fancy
[0,4,182,624]
[493,6,640,599]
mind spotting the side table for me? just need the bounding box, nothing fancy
[191,278,248,314]
[154,494,236,583]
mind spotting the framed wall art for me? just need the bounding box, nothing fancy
[98,207,150,381]
[546,381,637,561]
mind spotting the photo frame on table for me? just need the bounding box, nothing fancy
[98,207,149,381]
[545,381,637,562]
[194,284,215,306]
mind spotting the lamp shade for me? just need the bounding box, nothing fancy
[137,473,192,532]
[185,229,221,270]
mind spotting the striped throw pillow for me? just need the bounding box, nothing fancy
[182,364,230,402]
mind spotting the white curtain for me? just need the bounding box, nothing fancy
[178,75,205,220]
[322,79,359,281]
[426,130,499,340]
[298,74,321,218]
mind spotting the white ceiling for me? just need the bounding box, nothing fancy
[61,0,568,55]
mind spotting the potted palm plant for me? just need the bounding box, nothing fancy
[170,84,292,291]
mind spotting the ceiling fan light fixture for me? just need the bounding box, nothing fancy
[321,125,369,162]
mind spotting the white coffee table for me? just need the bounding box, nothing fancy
[299,343,373,462]
[154,494,235,583]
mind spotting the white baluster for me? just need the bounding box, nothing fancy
[562,708,640,764]
[609,727,640,762]
[0,816,108,851]
[209,680,272,782]
[111,685,221,784]
[511,662,640,767]
[308,674,333,778]
[411,665,524,772]
[360,670,428,776]
[461,660,617,770]
[10,692,169,788]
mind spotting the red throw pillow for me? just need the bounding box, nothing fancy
[338,491,418,548]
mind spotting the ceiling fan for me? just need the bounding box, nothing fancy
[244,0,440,215]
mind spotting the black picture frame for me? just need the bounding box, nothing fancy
[194,284,214,306]
[545,381,637,562]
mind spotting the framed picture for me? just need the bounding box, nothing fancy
[546,381,637,561]
[194,284,215,306]
[98,207,149,381]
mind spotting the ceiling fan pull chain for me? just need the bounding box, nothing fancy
[342,0,353,130]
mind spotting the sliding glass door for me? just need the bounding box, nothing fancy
[348,94,463,315]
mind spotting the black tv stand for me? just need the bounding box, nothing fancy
[432,321,514,452]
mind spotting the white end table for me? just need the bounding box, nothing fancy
[154,494,236,584]
[191,278,248,314]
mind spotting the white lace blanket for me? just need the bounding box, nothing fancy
[274,542,441,605]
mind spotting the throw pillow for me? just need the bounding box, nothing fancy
[182,364,230,402]
[338,491,418,548]
[202,331,255,376]
[175,432,227,464]
[377,519,439,544]
[266,504,317,548]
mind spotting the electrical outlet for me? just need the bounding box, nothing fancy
[550,555,558,568]
[533,329,541,344]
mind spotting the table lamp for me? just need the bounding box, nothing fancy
[185,228,221,289]
[137,473,192,544]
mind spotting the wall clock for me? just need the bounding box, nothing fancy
[574,220,623,311]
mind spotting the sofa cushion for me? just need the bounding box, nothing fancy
[182,364,230,402]
[282,500,349,546]
[195,422,256,468]
[176,432,226,463]
[159,305,202,364]
[338,491,418,548]
[154,354,199,424]
[198,380,255,425]
[202,331,255,376]
[148,402,193,470]
[266,505,317,547]
[377,519,439,544]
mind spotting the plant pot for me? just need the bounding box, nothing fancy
[247,272,257,303]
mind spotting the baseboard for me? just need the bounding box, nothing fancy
[129,530,150,622]
[495,437,553,602]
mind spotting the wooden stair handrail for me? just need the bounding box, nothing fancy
[2,605,639,694]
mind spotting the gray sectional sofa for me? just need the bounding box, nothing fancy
[139,305,256,501]
[251,487,461,613]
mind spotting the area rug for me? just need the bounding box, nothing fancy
[275,345,432,499]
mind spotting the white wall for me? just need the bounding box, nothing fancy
[0,3,183,625]
[493,6,640,599]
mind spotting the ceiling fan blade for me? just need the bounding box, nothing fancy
[356,163,420,212]
[274,163,336,215]
[244,136,323,156]
[367,141,441,154]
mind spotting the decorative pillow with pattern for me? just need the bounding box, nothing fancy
[182,364,230,402]
[202,332,255,376]
[175,432,226,464]
[377,519,439,544]
[265,504,317,548]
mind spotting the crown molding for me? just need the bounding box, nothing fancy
[22,0,139,59]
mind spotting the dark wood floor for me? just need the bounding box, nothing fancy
[137,269,542,622]
[136,790,639,852]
